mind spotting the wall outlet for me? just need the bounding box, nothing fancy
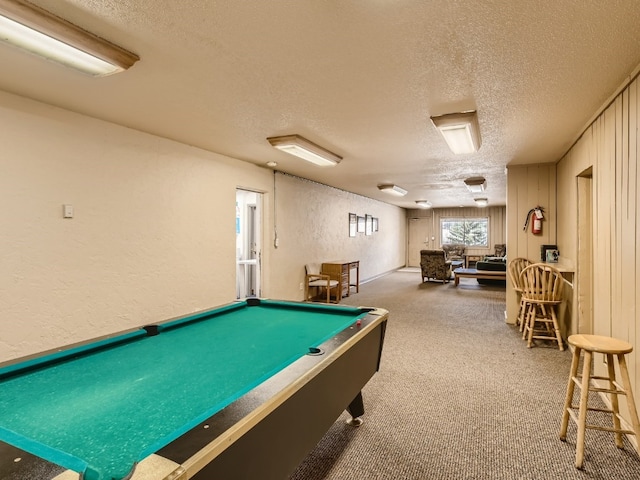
[299,282,303,290]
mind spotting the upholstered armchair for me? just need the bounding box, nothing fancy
[442,243,466,262]
[420,250,453,283]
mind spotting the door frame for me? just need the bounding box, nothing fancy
[576,168,593,334]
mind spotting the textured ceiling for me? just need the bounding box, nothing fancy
[2,0,640,208]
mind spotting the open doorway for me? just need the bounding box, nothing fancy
[576,167,593,334]
[236,189,262,299]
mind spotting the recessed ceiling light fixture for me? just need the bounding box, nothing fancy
[415,200,432,209]
[474,198,488,207]
[430,110,481,154]
[0,0,139,76]
[378,184,408,196]
[267,134,341,167]
[464,177,486,193]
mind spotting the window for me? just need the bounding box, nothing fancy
[441,217,488,247]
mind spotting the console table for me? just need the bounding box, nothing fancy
[464,254,483,268]
[322,260,360,298]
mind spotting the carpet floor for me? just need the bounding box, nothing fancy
[289,269,640,479]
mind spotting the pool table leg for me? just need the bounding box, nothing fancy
[346,391,365,426]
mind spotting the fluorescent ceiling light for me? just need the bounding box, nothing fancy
[474,198,488,207]
[378,184,407,197]
[267,135,341,167]
[430,111,481,154]
[0,0,139,76]
[415,200,432,209]
[464,177,486,193]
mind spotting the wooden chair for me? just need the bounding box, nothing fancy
[305,263,339,303]
[519,263,565,350]
[507,257,532,331]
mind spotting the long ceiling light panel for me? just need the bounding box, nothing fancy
[430,111,481,154]
[267,135,342,167]
[464,177,487,193]
[0,0,139,76]
[378,184,408,196]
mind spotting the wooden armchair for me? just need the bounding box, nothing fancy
[305,263,340,303]
[507,257,532,330]
[420,250,453,283]
[520,263,565,350]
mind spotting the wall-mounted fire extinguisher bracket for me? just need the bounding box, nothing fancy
[523,206,544,235]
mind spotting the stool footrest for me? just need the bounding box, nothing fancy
[569,404,614,414]
[532,334,558,341]
[566,408,637,435]
[571,376,627,396]
[590,386,627,395]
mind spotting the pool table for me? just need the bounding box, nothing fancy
[0,299,388,480]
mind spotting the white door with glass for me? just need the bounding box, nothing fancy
[236,189,262,298]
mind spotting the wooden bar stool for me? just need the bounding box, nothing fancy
[519,263,565,350]
[560,334,640,468]
[507,257,531,331]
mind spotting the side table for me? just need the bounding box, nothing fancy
[322,260,360,298]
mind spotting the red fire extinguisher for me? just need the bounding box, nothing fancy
[523,206,544,235]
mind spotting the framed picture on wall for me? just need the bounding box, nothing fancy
[365,214,373,235]
[546,249,559,263]
[349,213,357,237]
[357,216,365,233]
[373,217,378,232]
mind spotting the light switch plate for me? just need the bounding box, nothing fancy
[63,204,73,218]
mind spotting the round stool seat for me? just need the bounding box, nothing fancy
[568,334,633,355]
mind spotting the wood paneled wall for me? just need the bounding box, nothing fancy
[556,76,640,411]
[407,205,506,258]
[505,164,558,325]
[506,165,558,262]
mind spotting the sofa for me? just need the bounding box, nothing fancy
[476,257,507,285]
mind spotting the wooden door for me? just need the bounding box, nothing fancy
[408,217,433,267]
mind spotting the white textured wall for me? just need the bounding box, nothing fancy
[0,91,407,362]
[268,173,407,301]
[0,91,273,362]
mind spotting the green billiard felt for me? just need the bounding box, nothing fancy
[0,300,366,480]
